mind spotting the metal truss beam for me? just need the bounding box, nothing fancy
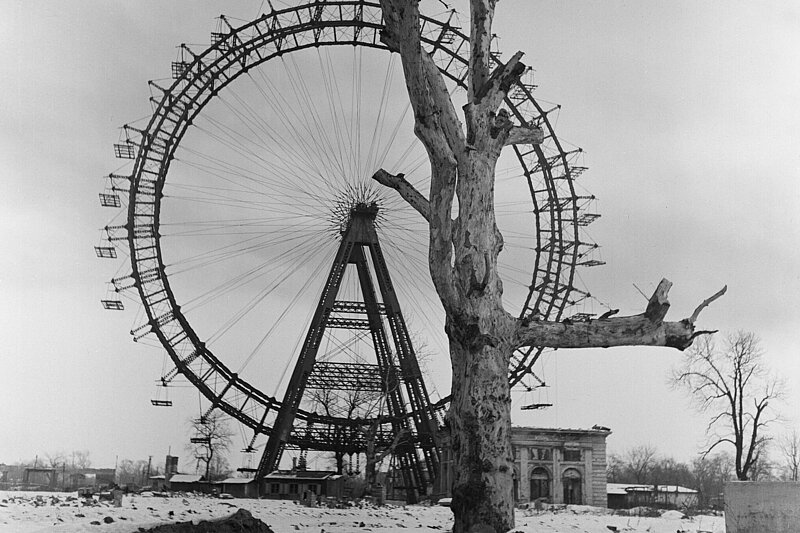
[306,362,397,392]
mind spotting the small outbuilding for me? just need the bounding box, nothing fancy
[607,483,699,509]
[149,474,167,491]
[262,470,345,501]
[219,477,258,498]
[167,474,206,493]
[655,485,699,508]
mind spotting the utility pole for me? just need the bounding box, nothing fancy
[145,456,152,487]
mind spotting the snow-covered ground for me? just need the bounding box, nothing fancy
[0,491,725,533]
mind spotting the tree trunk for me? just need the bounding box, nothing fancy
[335,451,345,475]
[442,147,517,532]
[447,332,514,533]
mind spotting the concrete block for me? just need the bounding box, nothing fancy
[724,481,800,533]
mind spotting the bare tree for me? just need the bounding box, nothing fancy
[372,1,724,530]
[44,452,65,469]
[672,331,783,481]
[208,454,233,481]
[186,411,234,482]
[691,452,733,507]
[70,450,91,470]
[308,351,426,490]
[117,458,151,487]
[624,444,658,484]
[747,444,776,481]
[778,429,800,481]
[358,417,412,492]
[606,453,625,483]
[308,386,380,474]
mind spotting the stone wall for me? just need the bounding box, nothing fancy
[724,481,800,533]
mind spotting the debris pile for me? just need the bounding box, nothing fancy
[139,508,274,532]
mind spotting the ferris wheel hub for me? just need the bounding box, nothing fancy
[350,201,379,218]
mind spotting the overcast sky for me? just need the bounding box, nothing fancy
[2,1,798,472]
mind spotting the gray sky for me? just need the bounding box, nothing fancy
[2,0,798,471]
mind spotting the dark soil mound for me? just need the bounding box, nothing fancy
[138,508,274,533]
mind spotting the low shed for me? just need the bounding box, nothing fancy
[607,483,699,509]
[219,477,258,498]
[168,474,207,493]
[149,474,167,491]
[262,470,344,500]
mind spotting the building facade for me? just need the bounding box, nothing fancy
[437,426,610,507]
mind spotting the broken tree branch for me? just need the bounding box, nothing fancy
[475,51,527,111]
[504,125,544,146]
[515,278,727,351]
[644,278,673,321]
[371,169,431,222]
[689,285,728,323]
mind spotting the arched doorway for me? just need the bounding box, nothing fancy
[562,468,582,504]
[529,467,551,502]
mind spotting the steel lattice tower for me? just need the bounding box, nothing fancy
[255,202,440,502]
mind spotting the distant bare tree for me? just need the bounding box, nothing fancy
[778,429,800,481]
[606,453,625,483]
[116,458,151,486]
[691,452,733,507]
[44,452,65,470]
[358,417,412,492]
[186,411,234,481]
[308,386,380,474]
[45,452,65,468]
[672,331,784,480]
[747,442,776,481]
[70,450,91,470]
[624,444,658,483]
[208,454,233,481]
[651,456,694,488]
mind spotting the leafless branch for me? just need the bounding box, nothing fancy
[515,278,726,350]
[689,285,728,323]
[371,169,430,222]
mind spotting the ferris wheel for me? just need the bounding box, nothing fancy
[97,1,602,497]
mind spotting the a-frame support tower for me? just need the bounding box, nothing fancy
[255,202,440,502]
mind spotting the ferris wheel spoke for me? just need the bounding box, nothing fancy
[233,248,338,379]
[164,220,326,269]
[188,122,326,195]
[183,97,341,205]
[208,90,336,190]
[280,57,351,181]
[216,68,340,179]
[172,227,333,303]
[203,233,335,345]
[318,49,361,179]
[175,142,328,212]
